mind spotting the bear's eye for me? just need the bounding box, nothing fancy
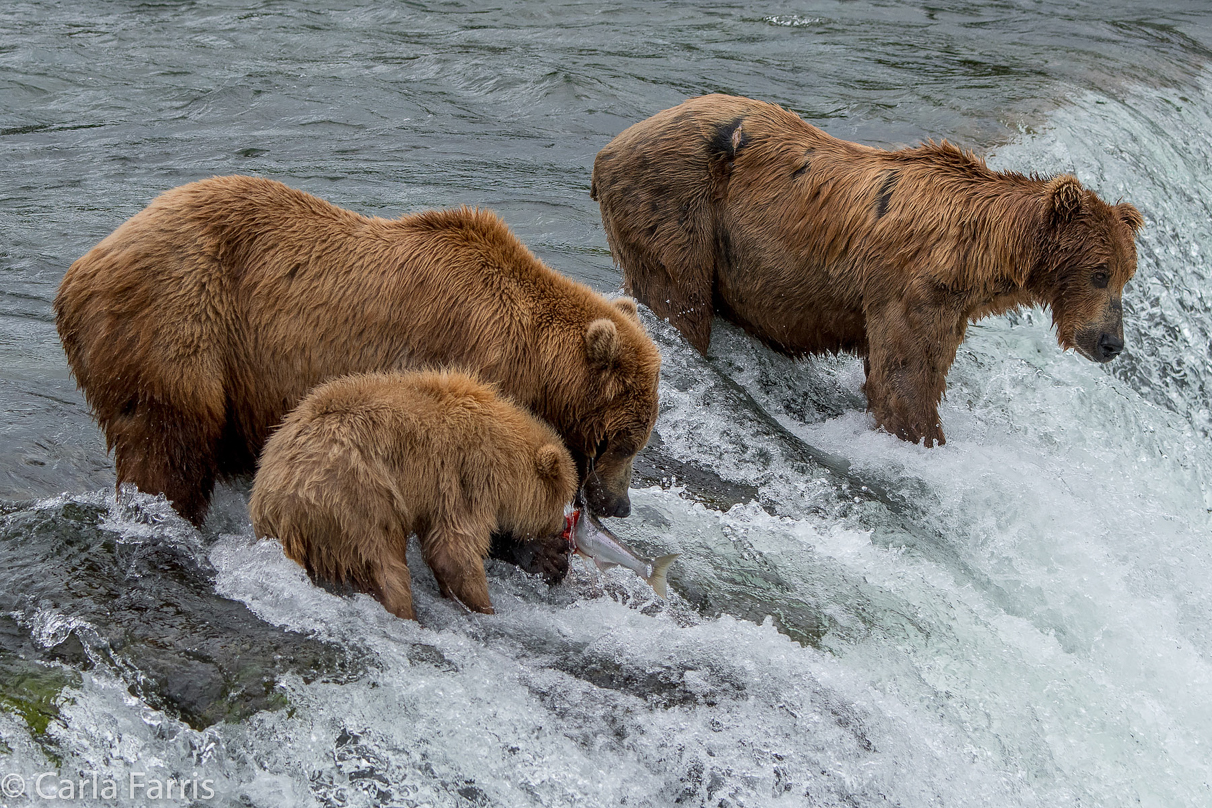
[1092,268,1109,288]
[595,437,609,458]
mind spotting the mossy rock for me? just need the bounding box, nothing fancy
[0,657,79,738]
[0,498,359,731]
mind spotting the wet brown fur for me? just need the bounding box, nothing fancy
[55,176,661,525]
[592,94,1144,445]
[248,370,577,620]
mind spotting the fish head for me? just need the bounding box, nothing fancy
[560,509,581,551]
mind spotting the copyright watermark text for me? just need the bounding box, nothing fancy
[2,771,215,801]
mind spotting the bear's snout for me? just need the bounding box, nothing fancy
[583,452,636,518]
[587,485,632,518]
[1096,332,1124,362]
[1073,308,1125,364]
[604,496,632,519]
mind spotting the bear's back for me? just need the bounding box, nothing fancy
[256,370,553,506]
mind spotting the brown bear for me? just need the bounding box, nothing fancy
[248,370,577,620]
[591,94,1144,446]
[55,176,660,549]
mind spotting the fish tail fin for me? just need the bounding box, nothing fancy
[647,554,679,599]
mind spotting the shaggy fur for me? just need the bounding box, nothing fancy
[249,371,577,620]
[592,94,1144,445]
[55,176,661,526]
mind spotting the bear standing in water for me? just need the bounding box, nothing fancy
[592,94,1143,446]
[55,177,660,579]
[249,371,577,620]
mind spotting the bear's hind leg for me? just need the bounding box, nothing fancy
[111,400,223,527]
[419,523,494,615]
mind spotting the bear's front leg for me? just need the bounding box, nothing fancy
[421,524,495,614]
[862,297,965,447]
[488,529,570,585]
[371,552,418,621]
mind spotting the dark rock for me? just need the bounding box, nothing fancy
[632,430,762,512]
[0,498,357,731]
[0,613,81,741]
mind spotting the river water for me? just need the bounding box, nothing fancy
[2,2,1210,806]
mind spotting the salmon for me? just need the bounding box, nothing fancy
[562,506,678,598]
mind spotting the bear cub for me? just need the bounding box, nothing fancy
[249,370,578,620]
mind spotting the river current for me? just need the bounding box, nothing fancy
[1,2,1210,806]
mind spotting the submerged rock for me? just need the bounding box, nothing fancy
[632,430,763,512]
[0,497,356,732]
[0,614,80,746]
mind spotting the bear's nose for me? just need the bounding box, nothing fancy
[1097,333,1124,361]
[603,497,631,518]
[595,495,631,519]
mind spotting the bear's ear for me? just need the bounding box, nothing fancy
[535,444,565,481]
[1117,202,1144,234]
[613,297,640,321]
[586,318,620,369]
[1046,175,1084,223]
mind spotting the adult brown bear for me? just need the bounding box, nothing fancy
[56,177,660,557]
[249,370,578,621]
[591,94,1143,446]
